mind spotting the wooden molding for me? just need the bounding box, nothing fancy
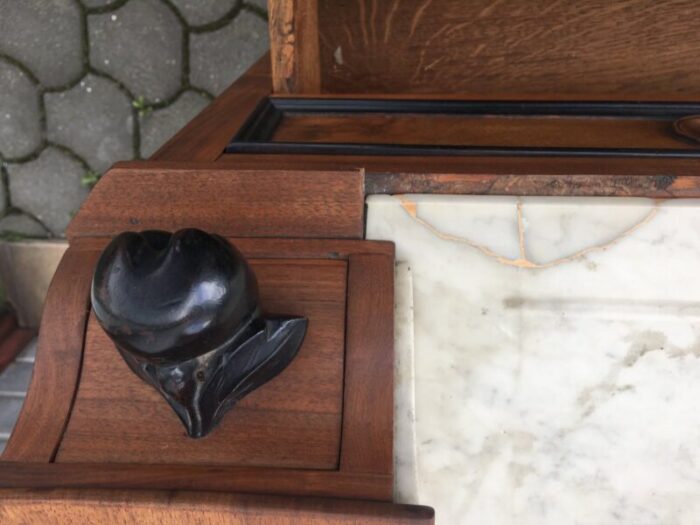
[0,488,434,524]
[66,165,365,240]
[2,248,100,462]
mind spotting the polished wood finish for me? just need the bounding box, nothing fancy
[0,463,391,501]
[341,254,394,477]
[151,54,270,162]
[273,113,696,150]
[2,248,100,462]
[57,260,347,469]
[67,165,365,240]
[0,489,434,524]
[269,0,320,94]
[674,115,700,144]
[312,0,700,99]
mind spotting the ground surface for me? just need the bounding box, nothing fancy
[0,0,269,238]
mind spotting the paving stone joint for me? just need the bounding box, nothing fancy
[0,0,269,238]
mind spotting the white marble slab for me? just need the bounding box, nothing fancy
[368,195,700,525]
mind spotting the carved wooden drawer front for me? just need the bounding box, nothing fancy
[57,259,347,469]
[0,168,398,504]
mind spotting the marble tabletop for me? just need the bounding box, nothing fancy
[367,195,700,525]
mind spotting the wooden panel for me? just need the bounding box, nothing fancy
[216,154,700,198]
[273,113,695,150]
[315,0,700,99]
[270,0,321,94]
[56,260,346,469]
[66,166,365,239]
[2,248,99,462]
[0,489,434,524]
[151,54,271,162]
[0,463,391,501]
[340,254,394,476]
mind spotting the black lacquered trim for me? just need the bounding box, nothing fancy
[226,97,700,158]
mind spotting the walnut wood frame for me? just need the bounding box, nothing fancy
[226,97,700,158]
[0,238,395,502]
[136,55,700,198]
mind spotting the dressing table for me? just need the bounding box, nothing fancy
[2,1,700,523]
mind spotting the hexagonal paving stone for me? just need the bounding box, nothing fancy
[89,0,183,103]
[245,0,268,12]
[0,0,83,88]
[0,59,42,160]
[140,91,210,157]
[0,213,47,238]
[46,74,134,173]
[8,148,89,236]
[190,10,269,95]
[170,0,237,26]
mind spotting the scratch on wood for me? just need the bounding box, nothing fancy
[409,0,433,38]
[383,0,401,44]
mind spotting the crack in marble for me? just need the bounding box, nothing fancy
[398,195,659,269]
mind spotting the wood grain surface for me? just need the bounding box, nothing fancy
[67,166,365,240]
[56,260,347,469]
[340,253,394,477]
[0,462,392,501]
[0,489,434,524]
[2,248,100,462]
[315,0,700,99]
[272,113,696,150]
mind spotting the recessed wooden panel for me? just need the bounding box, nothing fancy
[312,0,700,99]
[56,259,347,469]
[273,114,694,150]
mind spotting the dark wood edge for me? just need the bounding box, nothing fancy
[69,237,394,260]
[0,488,434,523]
[0,463,392,501]
[2,248,100,462]
[273,91,700,103]
[339,253,395,483]
[150,53,271,162]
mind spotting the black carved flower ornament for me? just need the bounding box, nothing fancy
[91,228,307,438]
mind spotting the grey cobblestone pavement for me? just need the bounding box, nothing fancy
[0,0,268,238]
